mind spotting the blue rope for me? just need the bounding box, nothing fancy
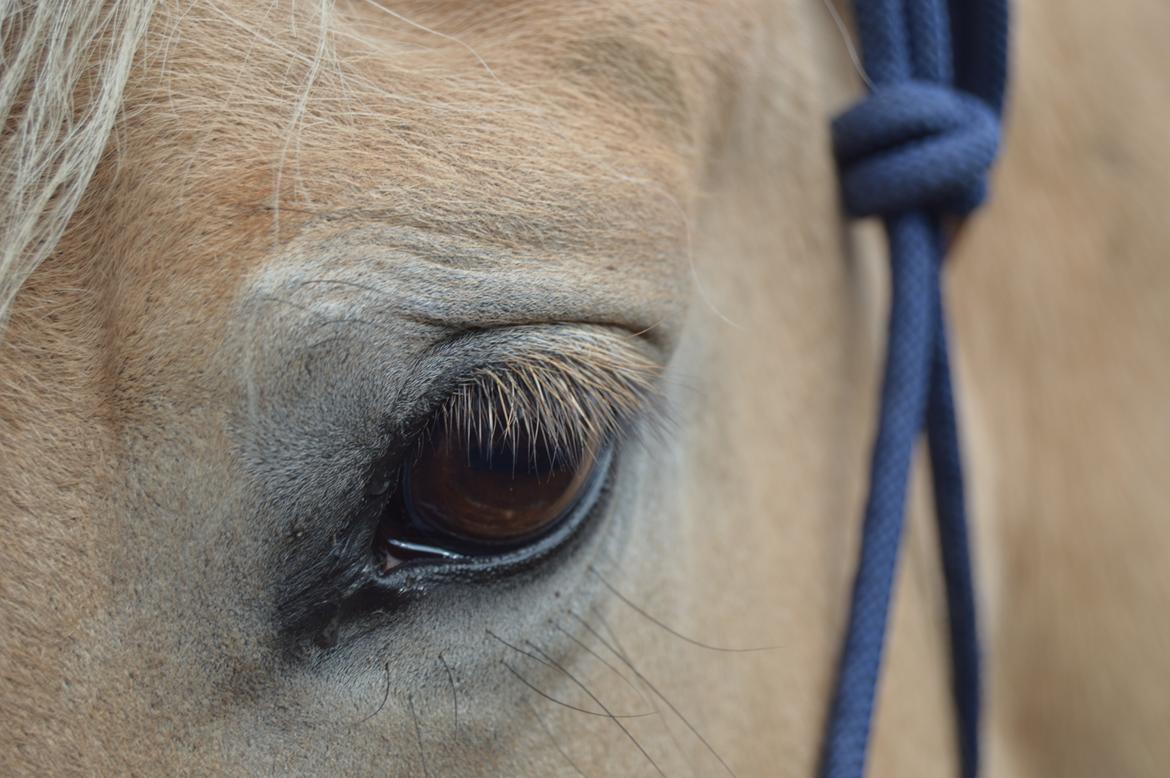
[819,2,1008,777]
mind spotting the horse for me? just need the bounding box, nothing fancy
[2,1,1168,775]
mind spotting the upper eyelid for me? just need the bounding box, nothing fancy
[242,224,684,355]
[237,321,664,535]
[435,333,665,452]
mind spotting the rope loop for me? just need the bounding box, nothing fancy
[832,81,1000,218]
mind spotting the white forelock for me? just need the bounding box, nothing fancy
[0,0,157,332]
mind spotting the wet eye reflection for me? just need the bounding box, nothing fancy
[376,418,607,566]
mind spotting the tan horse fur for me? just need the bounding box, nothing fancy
[2,1,1168,775]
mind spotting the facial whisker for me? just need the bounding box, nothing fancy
[524,640,666,778]
[487,628,555,669]
[558,615,694,774]
[437,652,459,735]
[552,621,648,705]
[589,567,778,653]
[573,609,739,778]
[407,694,432,778]
[352,660,391,725]
[524,699,591,778]
[499,660,650,720]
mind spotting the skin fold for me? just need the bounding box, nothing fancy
[1,1,1168,775]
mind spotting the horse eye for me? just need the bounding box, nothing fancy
[375,420,607,565]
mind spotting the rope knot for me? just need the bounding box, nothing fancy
[832,81,1000,218]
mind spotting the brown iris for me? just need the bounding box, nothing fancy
[384,420,604,557]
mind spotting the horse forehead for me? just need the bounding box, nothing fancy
[136,0,717,183]
[95,5,719,353]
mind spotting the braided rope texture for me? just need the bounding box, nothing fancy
[818,1,1009,777]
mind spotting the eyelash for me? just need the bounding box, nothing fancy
[434,343,664,464]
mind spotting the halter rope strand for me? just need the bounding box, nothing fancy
[819,2,1008,777]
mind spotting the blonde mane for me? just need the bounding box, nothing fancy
[0,1,156,331]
